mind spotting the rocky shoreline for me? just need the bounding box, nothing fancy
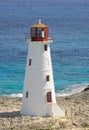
[0,86,89,130]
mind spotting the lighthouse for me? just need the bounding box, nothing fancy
[21,20,65,117]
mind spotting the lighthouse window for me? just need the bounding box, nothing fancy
[26,91,28,98]
[29,59,32,66]
[46,75,50,81]
[47,92,52,102]
[38,28,43,37]
[42,31,46,38]
[31,28,36,37]
[44,44,48,51]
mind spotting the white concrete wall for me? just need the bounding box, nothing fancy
[21,41,64,117]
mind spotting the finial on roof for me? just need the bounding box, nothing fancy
[39,19,41,24]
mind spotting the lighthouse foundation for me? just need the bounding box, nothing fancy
[21,104,65,117]
[47,103,65,117]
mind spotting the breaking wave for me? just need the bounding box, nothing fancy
[56,83,89,97]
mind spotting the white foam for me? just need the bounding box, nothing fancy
[2,83,89,98]
[4,93,23,98]
[56,83,89,97]
[10,93,23,97]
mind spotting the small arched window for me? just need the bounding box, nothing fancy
[46,75,50,81]
[26,91,28,98]
[29,59,32,66]
[44,44,48,51]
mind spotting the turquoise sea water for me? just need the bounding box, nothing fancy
[0,0,89,96]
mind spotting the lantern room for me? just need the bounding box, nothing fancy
[30,20,48,42]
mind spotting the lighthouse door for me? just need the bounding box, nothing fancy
[47,92,52,102]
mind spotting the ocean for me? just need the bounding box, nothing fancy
[0,0,89,97]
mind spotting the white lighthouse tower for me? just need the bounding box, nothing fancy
[21,20,65,117]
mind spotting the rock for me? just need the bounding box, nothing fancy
[84,85,89,91]
[72,122,78,127]
[65,97,70,100]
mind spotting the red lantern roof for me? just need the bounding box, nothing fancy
[31,19,48,28]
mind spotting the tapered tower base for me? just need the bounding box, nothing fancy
[21,102,65,117]
[47,103,65,117]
